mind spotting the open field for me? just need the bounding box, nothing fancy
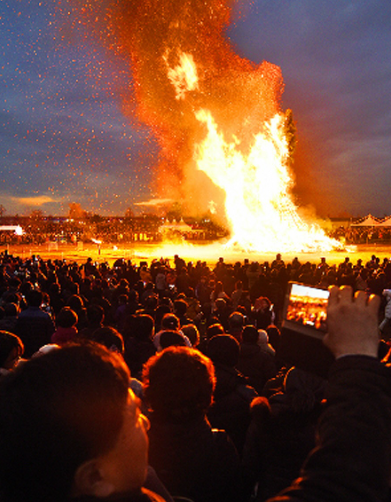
[2,241,391,268]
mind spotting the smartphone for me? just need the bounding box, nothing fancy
[283,282,330,339]
[278,282,334,377]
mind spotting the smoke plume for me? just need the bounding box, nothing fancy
[74,0,284,219]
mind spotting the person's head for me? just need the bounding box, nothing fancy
[128,289,139,303]
[26,289,43,307]
[66,294,85,312]
[182,324,200,347]
[91,327,125,354]
[143,346,215,423]
[0,342,149,502]
[206,334,240,368]
[86,304,105,326]
[228,312,245,331]
[144,294,158,311]
[159,330,188,350]
[0,331,24,370]
[214,281,224,293]
[215,298,227,311]
[118,294,128,306]
[242,325,259,345]
[3,302,19,318]
[161,313,180,331]
[50,280,62,293]
[266,325,281,351]
[57,307,78,329]
[173,299,188,318]
[134,314,155,341]
[254,296,271,311]
[154,304,171,328]
[206,323,225,340]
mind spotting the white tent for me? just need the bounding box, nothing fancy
[0,225,23,235]
[159,218,193,233]
[351,214,381,226]
[377,216,391,227]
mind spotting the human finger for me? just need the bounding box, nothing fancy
[327,285,341,309]
[367,293,381,314]
[354,289,368,308]
[338,285,353,304]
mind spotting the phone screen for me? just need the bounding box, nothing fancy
[284,282,329,335]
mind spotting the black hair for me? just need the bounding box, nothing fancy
[174,299,188,317]
[159,330,187,350]
[91,326,125,354]
[207,334,240,368]
[161,313,180,331]
[134,314,155,341]
[143,346,215,422]
[0,331,24,368]
[242,325,259,344]
[56,307,78,329]
[26,289,43,307]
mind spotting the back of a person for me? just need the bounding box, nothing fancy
[143,346,244,502]
[243,367,325,501]
[125,336,156,380]
[237,326,277,394]
[237,343,276,395]
[14,291,55,357]
[148,416,241,502]
[0,317,16,335]
[206,335,258,453]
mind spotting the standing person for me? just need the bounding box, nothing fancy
[379,287,391,338]
[210,281,230,312]
[51,307,78,346]
[231,280,244,311]
[252,297,275,330]
[206,334,258,453]
[14,289,55,358]
[237,325,277,394]
[143,346,244,502]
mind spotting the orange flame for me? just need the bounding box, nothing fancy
[193,107,338,252]
[165,52,339,251]
[73,0,341,252]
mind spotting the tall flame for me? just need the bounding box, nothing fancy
[72,0,340,252]
[193,107,337,252]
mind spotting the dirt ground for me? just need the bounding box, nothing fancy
[2,241,391,268]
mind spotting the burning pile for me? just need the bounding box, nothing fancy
[73,0,340,252]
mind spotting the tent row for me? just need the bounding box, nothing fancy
[351,214,391,227]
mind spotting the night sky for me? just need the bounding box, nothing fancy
[1,0,390,218]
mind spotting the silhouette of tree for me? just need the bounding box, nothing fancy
[68,203,87,221]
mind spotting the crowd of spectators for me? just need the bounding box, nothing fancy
[1,249,391,501]
[330,225,391,244]
[4,214,391,247]
[0,216,227,246]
